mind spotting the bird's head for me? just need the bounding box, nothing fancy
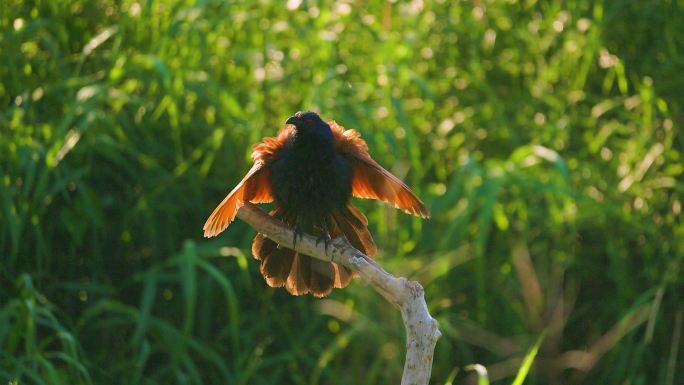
[286,111,333,142]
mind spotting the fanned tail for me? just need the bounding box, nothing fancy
[251,205,376,297]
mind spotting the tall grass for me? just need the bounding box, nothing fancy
[1,0,682,384]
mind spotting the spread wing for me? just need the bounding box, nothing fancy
[203,162,272,237]
[203,127,293,237]
[330,121,430,218]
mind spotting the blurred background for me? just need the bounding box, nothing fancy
[1,0,682,384]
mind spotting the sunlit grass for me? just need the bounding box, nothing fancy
[1,0,682,384]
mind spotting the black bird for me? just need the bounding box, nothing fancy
[204,111,429,297]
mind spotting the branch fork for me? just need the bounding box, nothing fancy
[236,203,441,385]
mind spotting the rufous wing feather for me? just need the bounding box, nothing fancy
[349,157,429,218]
[329,120,430,218]
[203,162,273,237]
[203,127,293,238]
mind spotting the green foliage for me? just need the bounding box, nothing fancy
[1,0,682,384]
[511,333,543,385]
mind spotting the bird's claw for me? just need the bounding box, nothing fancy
[315,232,332,255]
[315,218,332,256]
[292,225,304,248]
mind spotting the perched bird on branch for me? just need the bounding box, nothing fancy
[204,111,429,297]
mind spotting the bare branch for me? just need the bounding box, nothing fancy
[236,203,441,385]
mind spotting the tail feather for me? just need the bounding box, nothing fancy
[260,245,295,288]
[252,204,376,297]
[308,258,336,297]
[286,253,311,295]
[332,262,353,289]
[331,205,377,257]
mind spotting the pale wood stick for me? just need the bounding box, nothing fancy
[236,202,441,385]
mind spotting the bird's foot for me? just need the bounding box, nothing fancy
[292,225,304,249]
[315,218,332,257]
[315,232,332,255]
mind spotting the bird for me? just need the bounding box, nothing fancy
[203,111,429,297]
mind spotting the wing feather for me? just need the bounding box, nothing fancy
[203,127,293,238]
[330,121,430,218]
[203,163,272,237]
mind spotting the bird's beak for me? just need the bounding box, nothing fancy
[286,116,299,125]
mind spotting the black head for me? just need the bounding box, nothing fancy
[286,111,333,142]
